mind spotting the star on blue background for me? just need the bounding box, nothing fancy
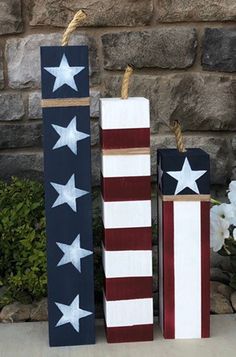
[44,54,85,92]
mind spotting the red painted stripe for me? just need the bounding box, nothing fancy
[201,201,210,338]
[102,175,151,202]
[101,128,150,149]
[103,226,152,251]
[163,201,175,339]
[105,323,153,343]
[105,277,153,301]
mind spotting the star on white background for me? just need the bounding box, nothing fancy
[52,116,89,155]
[44,54,85,92]
[55,295,92,333]
[51,174,88,212]
[56,234,92,272]
[167,157,206,195]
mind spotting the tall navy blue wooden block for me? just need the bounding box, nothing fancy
[40,46,95,347]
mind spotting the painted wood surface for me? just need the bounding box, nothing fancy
[102,199,152,229]
[157,148,210,339]
[41,46,95,347]
[102,247,152,278]
[100,97,153,343]
[101,154,151,177]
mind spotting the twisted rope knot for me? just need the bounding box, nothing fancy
[121,65,134,99]
[172,120,186,153]
[62,10,87,46]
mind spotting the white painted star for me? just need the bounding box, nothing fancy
[44,54,85,92]
[52,117,89,155]
[56,234,92,272]
[55,295,92,333]
[167,157,206,195]
[51,174,88,212]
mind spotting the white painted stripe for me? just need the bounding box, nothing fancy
[102,199,152,229]
[104,296,153,327]
[174,201,201,339]
[101,154,151,178]
[158,196,164,332]
[100,97,150,129]
[102,246,152,278]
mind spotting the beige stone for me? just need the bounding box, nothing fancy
[0,302,32,322]
[211,281,233,300]
[6,33,98,89]
[210,292,233,314]
[30,298,48,321]
[155,0,236,22]
[102,28,197,70]
[29,0,153,27]
[0,93,25,121]
[0,0,22,35]
[231,291,236,311]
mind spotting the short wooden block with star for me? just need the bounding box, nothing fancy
[157,148,210,339]
[40,46,95,347]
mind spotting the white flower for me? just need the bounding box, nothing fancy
[210,210,230,252]
[228,181,236,205]
[211,203,236,226]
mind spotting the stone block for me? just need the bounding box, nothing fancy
[155,0,236,22]
[102,28,197,69]
[29,0,153,27]
[202,28,236,72]
[0,0,22,35]
[0,123,42,149]
[0,93,24,121]
[6,33,98,89]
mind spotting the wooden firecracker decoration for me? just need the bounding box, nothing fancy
[157,122,210,339]
[100,66,154,343]
[40,11,95,346]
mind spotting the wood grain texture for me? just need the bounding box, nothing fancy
[41,97,90,108]
[102,147,150,155]
[201,201,210,338]
[102,199,152,229]
[162,201,175,339]
[41,46,95,347]
[104,297,153,327]
[105,277,153,301]
[102,246,152,278]
[103,226,152,251]
[161,194,211,202]
[174,201,201,339]
[101,128,150,149]
[101,175,151,201]
[105,324,153,343]
[101,154,151,178]
[101,96,153,343]
[100,97,150,130]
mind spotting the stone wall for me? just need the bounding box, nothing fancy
[0,0,236,191]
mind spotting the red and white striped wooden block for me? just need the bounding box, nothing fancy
[100,98,153,343]
[157,149,210,339]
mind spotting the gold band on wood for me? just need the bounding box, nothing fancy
[161,194,211,202]
[41,97,90,108]
[102,147,150,156]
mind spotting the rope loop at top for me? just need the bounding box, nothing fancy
[172,120,186,153]
[62,10,87,46]
[121,65,134,99]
